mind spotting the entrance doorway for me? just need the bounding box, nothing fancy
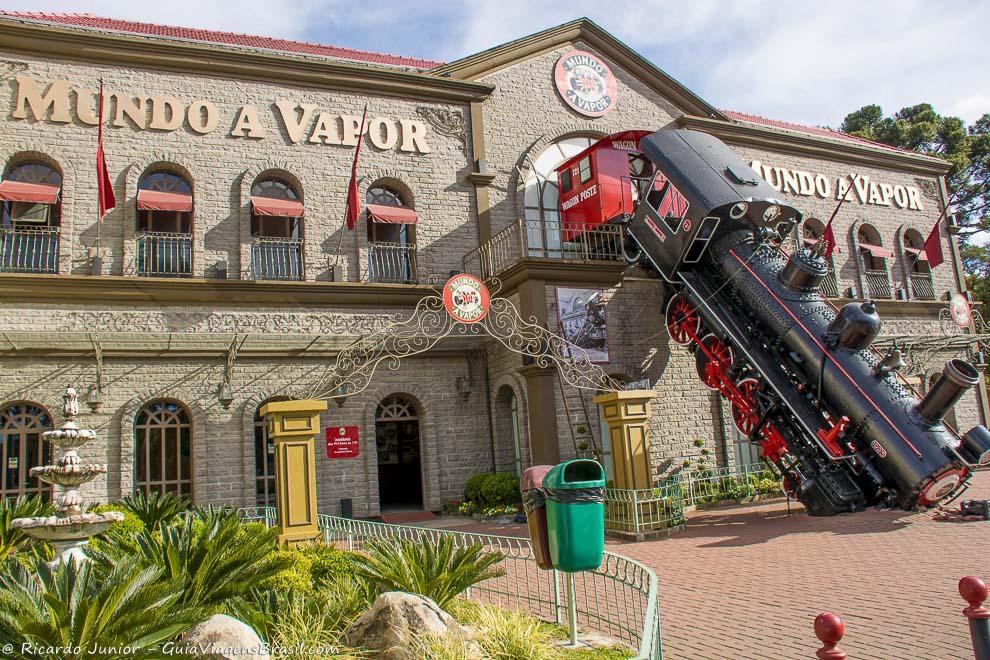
[375,395,422,509]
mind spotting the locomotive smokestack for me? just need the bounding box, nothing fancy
[780,248,828,292]
[917,359,981,425]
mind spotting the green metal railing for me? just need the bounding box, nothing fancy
[238,506,663,659]
[679,464,780,507]
[604,476,685,536]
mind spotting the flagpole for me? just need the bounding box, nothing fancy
[96,77,103,251]
[911,199,953,269]
[331,105,368,272]
[811,173,857,259]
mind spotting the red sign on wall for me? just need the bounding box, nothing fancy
[326,426,360,459]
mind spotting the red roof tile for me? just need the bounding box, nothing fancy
[721,109,916,155]
[0,11,443,69]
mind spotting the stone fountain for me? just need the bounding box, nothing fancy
[12,385,122,565]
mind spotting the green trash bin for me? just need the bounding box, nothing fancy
[544,459,605,572]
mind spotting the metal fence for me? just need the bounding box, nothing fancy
[821,268,840,298]
[251,237,303,281]
[0,226,59,274]
[136,232,192,277]
[366,241,417,283]
[604,476,685,537]
[910,272,937,300]
[463,219,625,279]
[864,269,892,299]
[678,463,780,507]
[238,506,663,659]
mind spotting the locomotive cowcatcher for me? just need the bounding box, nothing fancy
[556,128,990,515]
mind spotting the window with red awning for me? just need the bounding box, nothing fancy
[0,180,60,204]
[904,246,929,261]
[366,203,417,225]
[858,242,893,258]
[137,189,193,212]
[251,196,305,218]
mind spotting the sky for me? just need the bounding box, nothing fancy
[3,0,989,129]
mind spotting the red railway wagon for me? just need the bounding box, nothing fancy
[555,130,651,240]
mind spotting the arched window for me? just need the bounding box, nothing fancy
[903,228,935,300]
[366,184,417,283]
[523,135,599,256]
[134,399,192,498]
[0,402,53,499]
[250,177,303,281]
[494,386,522,476]
[0,161,62,274]
[857,224,892,299]
[254,397,288,506]
[136,170,193,277]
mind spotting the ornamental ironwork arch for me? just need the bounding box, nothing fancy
[308,278,627,400]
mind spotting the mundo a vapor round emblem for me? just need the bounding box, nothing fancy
[554,50,618,117]
[949,292,972,328]
[443,273,490,324]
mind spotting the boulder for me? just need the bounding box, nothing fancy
[178,613,269,659]
[345,591,466,659]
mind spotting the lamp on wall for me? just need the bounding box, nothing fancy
[332,383,348,408]
[456,375,472,399]
[85,383,103,413]
[217,381,234,409]
[972,350,987,372]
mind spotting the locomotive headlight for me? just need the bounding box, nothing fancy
[763,205,781,222]
[729,202,748,219]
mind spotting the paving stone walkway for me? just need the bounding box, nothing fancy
[445,470,990,658]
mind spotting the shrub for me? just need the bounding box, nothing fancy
[0,555,209,658]
[259,549,314,594]
[465,472,521,508]
[87,504,143,555]
[302,542,357,584]
[120,490,190,530]
[352,536,505,608]
[464,473,489,503]
[472,605,556,660]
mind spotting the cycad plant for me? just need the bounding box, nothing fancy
[120,490,189,530]
[0,555,208,659]
[352,536,504,608]
[0,495,54,561]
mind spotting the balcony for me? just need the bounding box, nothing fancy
[0,226,59,274]
[366,242,417,284]
[136,232,192,278]
[909,272,937,301]
[820,269,840,298]
[251,237,303,281]
[463,219,624,279]
[864,269,892,299]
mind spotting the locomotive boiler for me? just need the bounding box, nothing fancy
[556,128,990,515]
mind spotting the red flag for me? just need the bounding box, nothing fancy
[344,107,368,231]
[96,82,115,219]
[821,220,836,258]
[923,220,944,268]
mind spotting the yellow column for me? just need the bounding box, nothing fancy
[259,399,327,545]
[592,390,655,490]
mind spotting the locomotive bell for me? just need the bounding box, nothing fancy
[780,248,828,292]
[824,301,882,350]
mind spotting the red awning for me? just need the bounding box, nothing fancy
[904,246,929,261]
[802,236,819,246]
[859,242,893,258]
[251,196,304,218]
[366,204,417,225]
[0,180,60,204]
[137,189,193,212]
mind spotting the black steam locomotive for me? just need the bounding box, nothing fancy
[556,129,990,515]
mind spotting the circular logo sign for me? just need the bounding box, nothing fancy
[443,274,490,324]
[949,293,972,328]
[554,50,618,118]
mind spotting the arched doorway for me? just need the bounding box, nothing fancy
[0,401,53,499]
[375,395,422,509]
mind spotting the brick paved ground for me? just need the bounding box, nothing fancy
[447,470,990,659]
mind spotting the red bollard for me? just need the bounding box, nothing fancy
[814,612,848,660]
[959,576,990,660]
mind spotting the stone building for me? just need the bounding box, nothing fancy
[0,12,983,517]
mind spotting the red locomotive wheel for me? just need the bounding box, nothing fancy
[732,378,762,434]
[666,295,699,346]
[695,334,733,389]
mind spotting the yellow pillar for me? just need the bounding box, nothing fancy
[592,390,655,490]
[259,399,327,545]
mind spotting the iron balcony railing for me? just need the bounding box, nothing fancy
[0,226,59,274]
[463,219,625,279]
[910,272,937,300]
[366,241,417,284]
[136,232,192,278]
[820,268,840,298]
[251,237,303,281]
[864,269,892,299]
[238,506,664,659]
